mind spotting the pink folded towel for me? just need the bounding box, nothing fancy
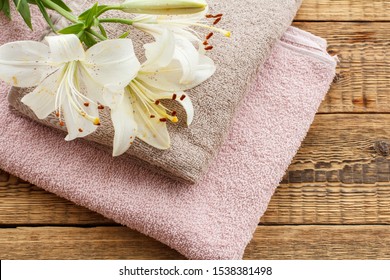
[8,0,303,183]
[0,8,336,259]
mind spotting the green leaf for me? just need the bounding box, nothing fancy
[34,0,56,32]
[0,0,11,19]
[28,0,71,12]
[119,31,130,39]
[79,4,107,21]
[80,31,98,47]
[50,0,71,12]
[13,0,32,29]
[98,23,107,38]
[79,2,98,28]
[58,22,84,35]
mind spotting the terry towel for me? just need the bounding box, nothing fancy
[8,0,303,183]
[0,6,337,259]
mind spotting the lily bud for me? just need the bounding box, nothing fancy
[120,0,207,15]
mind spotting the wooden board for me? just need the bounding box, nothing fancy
[0,227,184,260]
[247,225,390,259]
[2,226,390,260]
[0,171,113,226]
[297,0,390,21]
[2,0,390,260]
[292,22,390,113]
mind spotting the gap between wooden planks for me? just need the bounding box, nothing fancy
[1,226,390,259]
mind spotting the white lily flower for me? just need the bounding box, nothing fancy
[111,30,215,156]
[0,34,140,141]
[120,0,207,15]
[132,7,231,44]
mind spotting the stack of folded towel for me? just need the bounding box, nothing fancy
[0,0,337,259]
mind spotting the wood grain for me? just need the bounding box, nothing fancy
[292,22,390,113]
[0,227,184,260]
[2,226,390,260]
[297,0,390,21]
[247,225,390,259]
[0,170,113,225]
[265,113,390,224]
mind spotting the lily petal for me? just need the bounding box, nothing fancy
[21,69,61,119]
[172,37,199,84]
[110,90,138,156]
[187,52,215,87]
[132,21,165,38]
[173,91,194,125]
[143,29,175,70]
[46,34,85,63]
[80,67,125,108]
[0,41,53,87]
[63,98,99,141]
[84,39,141,91]
[137,61,185,92]
[130,89,171,149]
[138,35,214,92]
[138,51,215,92]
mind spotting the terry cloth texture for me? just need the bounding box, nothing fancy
[0,6,337,259]
[8,0,303,183]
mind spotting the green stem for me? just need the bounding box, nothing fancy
[99,18,134,25]
[76,31,84,38]
[96,5,122,17]
[86,29,107,41]
[40,0,78,23]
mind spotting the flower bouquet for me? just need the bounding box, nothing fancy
[0,0,230,156]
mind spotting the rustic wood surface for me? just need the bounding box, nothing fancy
[1,0,390,259]
[2,226,390,260]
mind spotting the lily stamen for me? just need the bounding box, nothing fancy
[191,22,231,37]
[213,17,221,25]
[69,65,100,125]
[68,62,99,108]
[130,81,180,124]
[206,14,223,19]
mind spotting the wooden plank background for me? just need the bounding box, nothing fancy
[1,0,390,259]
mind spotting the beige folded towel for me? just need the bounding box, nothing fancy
[8,0,302,182]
